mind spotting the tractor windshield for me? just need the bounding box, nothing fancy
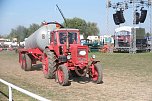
[59,32,78,44]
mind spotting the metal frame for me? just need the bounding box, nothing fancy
[0,79,50,101]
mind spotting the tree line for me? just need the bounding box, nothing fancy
[7,24,40,42]
[4,17,99,42]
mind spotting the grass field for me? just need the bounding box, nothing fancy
[0,51,152,101]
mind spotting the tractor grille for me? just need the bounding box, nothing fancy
[78,57,87,62]
[77,48,87,62]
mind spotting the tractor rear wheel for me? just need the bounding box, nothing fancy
[56,65,69,86]
[91,63,103,84]
[21,54,32,71]
[43,48,56,79]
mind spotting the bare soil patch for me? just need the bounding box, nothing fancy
[0,51,152,101]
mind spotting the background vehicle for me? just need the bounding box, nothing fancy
[113,26,148,52]
[81,39,102,52]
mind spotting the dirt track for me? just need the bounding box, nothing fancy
[0,51,152,101]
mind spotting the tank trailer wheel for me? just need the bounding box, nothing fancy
[21,54,26,70]
[56,65,69,86]
[43,49,56,79]
[21,54,32,71]
[90,63,103,84]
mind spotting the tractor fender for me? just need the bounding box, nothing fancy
[89,59,100,66]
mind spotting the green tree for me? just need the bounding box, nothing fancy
[63,17,100,38]
[26,23,40,37]
[7,23,40,42]
[63,17,87,34]
[8,26,27,42]
[86,22,99,36]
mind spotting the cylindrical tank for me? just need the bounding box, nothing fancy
[25,24,56,51]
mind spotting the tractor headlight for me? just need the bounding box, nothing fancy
[67,54,71,60]
[92,54,96,59]
[79,50,86,56]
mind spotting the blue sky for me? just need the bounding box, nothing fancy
[0,0,151,36]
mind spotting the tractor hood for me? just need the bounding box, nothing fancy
[69,44,89,65]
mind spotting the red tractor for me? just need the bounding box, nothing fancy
[18,22,103,86]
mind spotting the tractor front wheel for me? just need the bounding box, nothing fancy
[91,63,103,84]
[56,65,69,86]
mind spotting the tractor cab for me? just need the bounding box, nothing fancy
[58,29,80,45]
[50,28,89,65]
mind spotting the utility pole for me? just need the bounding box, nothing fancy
[132,0,137,53]
[106,0,110,35]
[150,0,152,52]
